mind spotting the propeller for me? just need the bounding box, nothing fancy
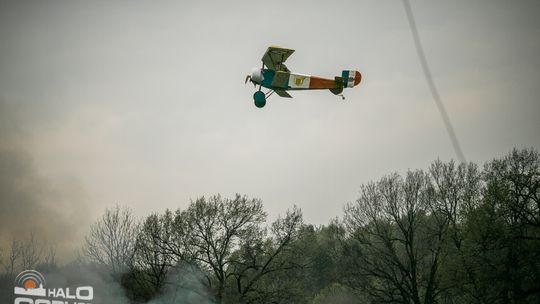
[245,75,256,87]
[246,68,264,88]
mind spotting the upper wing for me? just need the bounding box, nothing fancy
[262,46,295,72]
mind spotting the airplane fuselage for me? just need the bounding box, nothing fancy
[252,69,346,91]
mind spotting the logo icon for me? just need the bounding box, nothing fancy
[14,270,46,297]
[295,76,305,86]
[13,269,94,303]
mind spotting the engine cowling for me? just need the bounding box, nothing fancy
[250,68,264,84]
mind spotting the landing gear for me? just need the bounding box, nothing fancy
[253,91,266,108]
[253,90,276,108]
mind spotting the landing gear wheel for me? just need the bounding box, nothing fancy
[253,91,266,108]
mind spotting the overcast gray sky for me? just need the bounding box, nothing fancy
[1,0,539,259]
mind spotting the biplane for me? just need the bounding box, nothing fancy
[245,46,362,108]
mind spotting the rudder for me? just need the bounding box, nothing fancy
[341,70,362,88]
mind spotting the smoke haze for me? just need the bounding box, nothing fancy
[0,99,90,261]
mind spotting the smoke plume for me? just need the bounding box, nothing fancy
[0,99,90,263]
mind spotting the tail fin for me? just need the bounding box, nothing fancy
[341,70,362,88]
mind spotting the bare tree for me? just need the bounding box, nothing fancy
[1,232,46,275]
[20,232,43,270]
[230,206,305,304]
[83,205,139,276]
[152,195,304,304]
[484,148,540,233]
[176,195,266,303]
[343,170,447,304]
[466,148,540,303]
[428,160,483,301]
[428,160,482,248]
[130,212,173,299]
[40,246,57,271]
[1,239,21,276]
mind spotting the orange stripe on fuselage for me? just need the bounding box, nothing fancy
[308,76,338,89]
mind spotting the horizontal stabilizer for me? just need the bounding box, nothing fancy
[330,87,343,95]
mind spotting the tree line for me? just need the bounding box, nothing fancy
[1,148,539,303]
